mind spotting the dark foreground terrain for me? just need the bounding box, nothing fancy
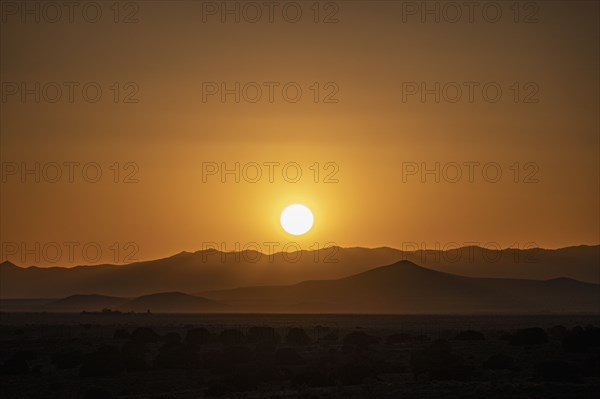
[0,313,599,399]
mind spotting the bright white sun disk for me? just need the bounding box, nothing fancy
[280,204,314,235]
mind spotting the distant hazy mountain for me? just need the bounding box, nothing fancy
[402,245,599,284]
[47,294,126,311]
[0,245,598,298]
[0,249,401,298]
[201,260,600,314]
[118,292,224,313]
[5,261,596,314]
[42,292,224,313]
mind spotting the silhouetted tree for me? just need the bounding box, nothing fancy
[430,339,453,353]
[535,360,582,383]
[121,341,148,371]
[247,326,280,345]
[343,331,381,351]
[51,350,85,369]
[275,347,305,365]
[483,353,516,370]
[572,325,584,334]
[161,332,182,344]
[0,355,30,376]
[454,330,485,341]
[563,325,600,352]
[314,325,333,342]
[82,388,114,399]
[185,327,213,346]
[387,333,429,344]
[338,361,378,385]
[1,351,39,375]
[322,332,339,342]
[222,345,254,364]
[285,328,311,346]
[113,329,130,340]
[80,346,124,377]
[548,325,568,339]
[219,329,245,346]
[292,367,333,387]
[205,370,261,396]
[582,355,600,377]
[509,328,548,346]
[131,327,159,343]
[315,325,331,334]
[255,342,277,354]
[410,339,472,381]
[387,333,412,344]
[155,342,197,369]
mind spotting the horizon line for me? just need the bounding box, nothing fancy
[2,243,599,269]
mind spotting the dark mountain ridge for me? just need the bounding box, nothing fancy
[1,245,598,298]
[200,260,599,314]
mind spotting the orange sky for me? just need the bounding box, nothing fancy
[1,1,598,266]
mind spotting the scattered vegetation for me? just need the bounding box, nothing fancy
[483,353,516,370]
[410,339,473,381]
[285,327,311,346]
[2,319,599,398]
[454,330,485,341]
[131,327,160,343]
[509,327,548,346]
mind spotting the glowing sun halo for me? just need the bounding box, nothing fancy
[280,204,314,235]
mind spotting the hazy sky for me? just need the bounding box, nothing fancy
[1,1,598,266]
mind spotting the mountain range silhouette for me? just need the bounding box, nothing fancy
[3,258,597,314]
[200,260,599,313]
[1,245,598,299]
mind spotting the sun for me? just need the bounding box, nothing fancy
[280,204,314,235]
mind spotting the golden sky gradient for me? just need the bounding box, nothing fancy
[1,1,598,266]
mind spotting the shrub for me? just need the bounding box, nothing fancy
[219,329,245,346]
[338,361,377,385]
[205,370,261,396]
[563,326,600,352]
[0,356,29,375]
[285,328,311,346]
[343,331,381,351]
[534,360,582,383]
[12,351,37,361]
[51,350,85,369]
[82,388,114,399]
[247,326,280,345]
[113,329,130,340]
[120,341,148,371]
[131,327,159,343]
[387,333,430,344]
[509,328,548,346]
[185,327,213,346]
[291,367,333,387]
[155,342,197,369]
[483,353,515,370]
[581,355,600,377]
[80,346,124,377]
[322,332,339,342]
[275,347,305,365]
[255,342,276,354]
[410,339,472,381]
[454,330,485,341]
[429,339,452,353]
[386,333,413,344]
[222,345,255,364]
[161,332,182,344]
[548,325,568,339]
